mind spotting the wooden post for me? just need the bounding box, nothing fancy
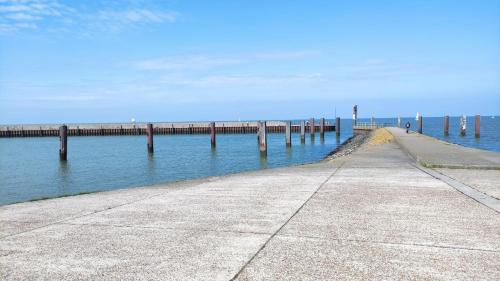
[147,123,154,153]
[475,115,480,138]
[320,118,325,138]
[336,117,340,137]
[258,121,267,155]
[300,120,305,144]
[59,125,68,161]
[210,122,216,147]
[309,118,315,137]
[460,115,466,136]
[444,115,449,136]
[417,115,423,134]
[285,121,292,147]
[397,116,401,128]
[352,105,358,126]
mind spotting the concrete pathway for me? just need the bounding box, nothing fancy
[1,131,499,280]
[387,127,500,169]
[388,127,500,203]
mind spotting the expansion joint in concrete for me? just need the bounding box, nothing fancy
[0,192,166,240]
[275,234,500,254]
[229,162,346,281]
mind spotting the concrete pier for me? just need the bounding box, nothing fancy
[1,128,499,280]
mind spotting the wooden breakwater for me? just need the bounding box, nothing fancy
[0,121,335,138]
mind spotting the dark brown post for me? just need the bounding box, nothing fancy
[285,121,292,147]
[417,115,423,134]
[444,115,449,136]
[320,118,325,138]
[336,117,340,137]
[352,105,358,126]
[147,123,154,153]
[309,118,315,137]
[475,115,480,138]
[300,120,305,144]
[258,121,267,156]
[210,122,216,147]
[59,125,68,161]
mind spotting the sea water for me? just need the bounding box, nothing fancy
[0,120,352,205]
[1,116,499,206]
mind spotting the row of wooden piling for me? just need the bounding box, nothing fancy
[254,117,343,156]
[414,115,481,137]
[0,124,335,138]
[57,118,341,160]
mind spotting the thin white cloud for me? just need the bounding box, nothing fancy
[253,51,319,60]
[32,95,101,102]
[0,0,73,32]
[97,9,178,24]
[0,1,179,34]
[135,51,317,71]
[332,59,426,80]
[5,12,41,21]
[136,56,241,71]
[160,74,324,87]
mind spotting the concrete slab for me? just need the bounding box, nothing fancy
[67,191,309,234]
[0,187,164,238]
[0,224,268,281]
[280,187,500,250]
[234,235,500,281]
[435,168,500,199]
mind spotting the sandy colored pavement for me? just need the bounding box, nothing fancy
[1,131,499,280]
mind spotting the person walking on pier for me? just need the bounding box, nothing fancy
[405,121,411,134]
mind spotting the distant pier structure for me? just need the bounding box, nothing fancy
[0,121,335,138]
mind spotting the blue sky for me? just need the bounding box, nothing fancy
[0,0,499,124]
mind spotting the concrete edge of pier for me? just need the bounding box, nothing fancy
[386,127,500,213]
[415,165,500,213]
[386,127,500,170]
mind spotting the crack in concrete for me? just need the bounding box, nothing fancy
[274,234,500,254]
[57,222,274,236]
[229,162,346,281]
[0,191,166,240]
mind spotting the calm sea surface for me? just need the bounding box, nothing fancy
[1,116,499,206]
[0,120,352,206]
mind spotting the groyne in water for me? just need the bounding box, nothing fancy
[0,121,335,138]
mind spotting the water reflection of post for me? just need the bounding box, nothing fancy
[285,143,292,161]
[147,151,155,169]
[209,145,218,174]
[58,160,70,195]
[259,153,268,169]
